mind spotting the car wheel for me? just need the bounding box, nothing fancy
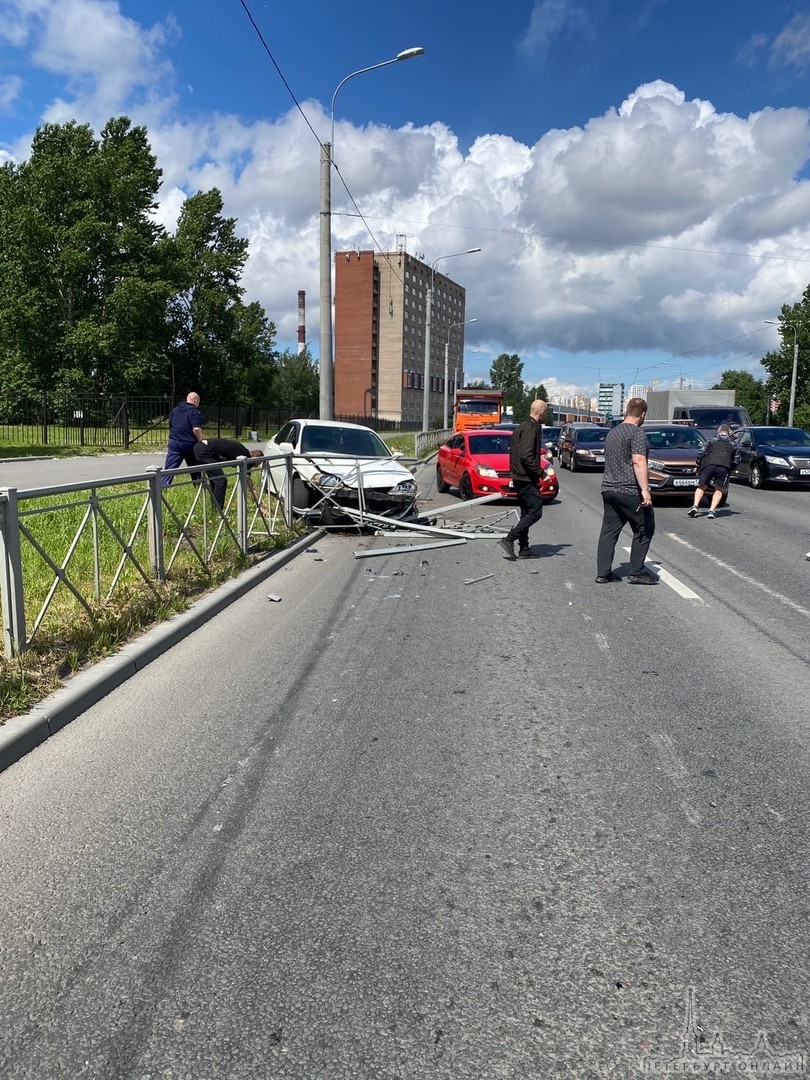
[458,472,474,500]
[749,461,766,489]
[569,454,578,473]
[291,476,312,514]
[436,465,451,494]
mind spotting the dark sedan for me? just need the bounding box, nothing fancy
[731,426,810,488]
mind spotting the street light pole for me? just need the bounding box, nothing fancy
[318,47,424,422]
[422,248,481,432]
[444,318,477,429]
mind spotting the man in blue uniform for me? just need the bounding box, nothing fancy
[162,392,203,486]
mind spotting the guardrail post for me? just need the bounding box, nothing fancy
[145,468,165,582]
[236,457,248,552]
[0,488,27,656]
[283,451,294,529]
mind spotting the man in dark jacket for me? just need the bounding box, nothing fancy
[497,398,548,560]
[162,392,203,487]
[194,437,264,511]
[688,424,740,519]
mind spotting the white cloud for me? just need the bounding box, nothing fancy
[4,1,810,399]
[517,0,599,57]
[0,75,22,110]
[769,13,810,73]
[0,0,177,126]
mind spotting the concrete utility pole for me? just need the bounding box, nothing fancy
[318,47,424,422]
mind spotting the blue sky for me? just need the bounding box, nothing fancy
[2,0,810,402]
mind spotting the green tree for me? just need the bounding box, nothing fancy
[0,117,171,397]
[759,289,810,425]
[711,370,768,424]
[512,383,549,421]
[272,349,319,413]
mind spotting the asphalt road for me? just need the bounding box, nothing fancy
[0,458,809,1078]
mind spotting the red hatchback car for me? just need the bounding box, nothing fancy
[436,428,559,502]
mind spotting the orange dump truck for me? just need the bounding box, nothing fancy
[453,388,504,432]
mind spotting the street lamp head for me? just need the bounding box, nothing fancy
[396,47,424,61]
[467,248,482,254]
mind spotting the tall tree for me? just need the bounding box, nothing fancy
[711,370,768,424]
[165,188,277,404]
[272,349,319,413]
[0,118,171,397]
[759,288,810,427]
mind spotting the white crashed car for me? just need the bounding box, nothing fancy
[265,419,418,524]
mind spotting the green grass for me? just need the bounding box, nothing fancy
[0,475,301,719]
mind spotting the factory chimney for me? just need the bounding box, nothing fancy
[297,291,306,354]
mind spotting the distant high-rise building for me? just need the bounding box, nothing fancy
[334,248,469,423]
[629,383,647,400]
[598,382,624,420]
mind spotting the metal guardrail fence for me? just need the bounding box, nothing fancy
[0,454,299,657]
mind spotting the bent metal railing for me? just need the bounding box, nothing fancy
[0,453,298,657]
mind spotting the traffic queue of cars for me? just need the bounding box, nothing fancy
[261,417,810,529]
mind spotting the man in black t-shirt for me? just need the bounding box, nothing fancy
[193,438,263,511]
[595,398,657,585]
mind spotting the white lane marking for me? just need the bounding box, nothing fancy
[594,632,610,652]
[565,580,575,591]
[620,546,704,600]
[668,532,810,618]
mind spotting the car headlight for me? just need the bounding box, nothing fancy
[475,464,499,478]
[764,455,789,466]
[544,466,556,477]
[393,479,416,493]
[648,458,667,470]
[312,473,341,487]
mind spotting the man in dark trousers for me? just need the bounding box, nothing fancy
[162,392,203,486]
[193,437,264,512]
[688,423,740,519]
[595,397,657,585]
[497,398,549,560]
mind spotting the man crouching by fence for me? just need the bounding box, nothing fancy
[193,438,264,512]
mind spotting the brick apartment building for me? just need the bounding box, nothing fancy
[333,247,469,424]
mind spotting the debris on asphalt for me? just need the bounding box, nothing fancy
[420,559,429,567]
[267,593,282,602]
[306,548,319,553]
[353,538,466,558]
[384,594,401,600]
[464,574,495,586]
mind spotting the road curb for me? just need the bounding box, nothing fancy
[0,530,322,774]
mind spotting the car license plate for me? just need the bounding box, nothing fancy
[673,478,697,486]
[594,455,605,462]
[801,469,810,475]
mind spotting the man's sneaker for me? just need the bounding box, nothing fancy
[518,548,540,559]
[595,572,620,583]
[627,568,659,585]
[707,510,716,519]
[687,506,698,518]
[497,537,516,560]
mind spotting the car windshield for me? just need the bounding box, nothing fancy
[576,429,607,442]
[300,425,391,457]
[468,434,512,455]
[458,399,500,414]
[686,408,745,426]
[543,427,561,438]
[755,427,810,447]
[646,428,706,448]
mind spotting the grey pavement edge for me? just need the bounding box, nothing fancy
[0,530,323,775]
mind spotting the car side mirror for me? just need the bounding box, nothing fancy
[391,450,403,459]
[278,441,294,453]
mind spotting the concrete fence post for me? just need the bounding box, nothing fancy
[0,488,27,656]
